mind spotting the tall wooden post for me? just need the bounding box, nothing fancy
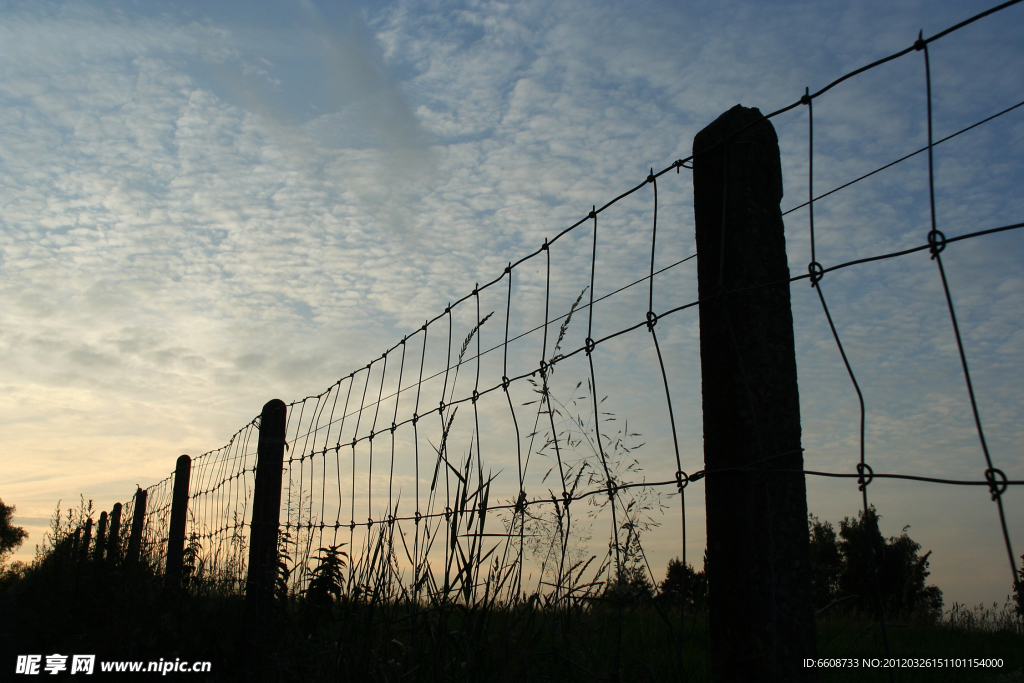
[693,104,818,682]
[126,488,147,566]
[94,511,108,562]
[166,455,192,588]
[79,518,93,564]
[246,399,288,620]
[107,502,123,565]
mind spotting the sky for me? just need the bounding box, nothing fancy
[2,0,1023,611]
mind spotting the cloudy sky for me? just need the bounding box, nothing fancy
[2,0,1022,610]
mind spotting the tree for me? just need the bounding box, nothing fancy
[604,563,654,605]
[0,499,29,568]
[658,556,707,611]
[808,515,843,609]
[809,506,943,620]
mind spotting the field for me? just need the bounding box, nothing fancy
[2,546,1021,682]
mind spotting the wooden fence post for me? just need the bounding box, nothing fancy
[246,399,288,622]
[94,511,108,562]
[126,488,147,566]
[693,104,818,682]
[79,517,93,564]
[166,454,192,588]
[107,502,123,565]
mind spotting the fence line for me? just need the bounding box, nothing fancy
[65,1,1023,676]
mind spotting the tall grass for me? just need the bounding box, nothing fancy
[3,303,1021,681]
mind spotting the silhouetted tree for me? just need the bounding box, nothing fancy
[603,564,654,605]
[657,556,707,611]
[808,515,843,609]
[0,499,28,568]
[809,506,943,620]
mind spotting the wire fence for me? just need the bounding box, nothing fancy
[119,0,1023,632]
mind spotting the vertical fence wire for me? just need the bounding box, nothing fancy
[103,5,1024,675]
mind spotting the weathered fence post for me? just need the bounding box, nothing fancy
[165,454,192,588]
[107,502,123,565]
[126,488,147,566]
[246,399,288,624]
[94,511,108,562]
[79,517,93,564]
[693,104,818,682]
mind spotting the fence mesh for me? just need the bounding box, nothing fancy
[112,0,1022,638]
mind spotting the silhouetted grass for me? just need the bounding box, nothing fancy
[3,543,1022,683]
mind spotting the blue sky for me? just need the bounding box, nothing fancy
[2,0,1022,609]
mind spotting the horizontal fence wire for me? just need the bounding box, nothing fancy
[114,0,1023,642]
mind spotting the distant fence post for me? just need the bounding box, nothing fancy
[246,399,288,623]
[126,488,147,566]
[693,104,818,682]
[165,454,192,588]
[79,517,93,564]
[107,502,123,565]
[94,511,108,562]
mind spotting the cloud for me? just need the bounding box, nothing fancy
[2,0,1022,609]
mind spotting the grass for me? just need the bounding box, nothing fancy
[3,306,1021,681]
[2,550,1021,683]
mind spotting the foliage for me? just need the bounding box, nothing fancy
[603,563,654,605]
[183,531,204,588]
[1016,554,1024,618]
[0,498,28,568]
[809,506,943,620]
[657,556,707,612]
[305,544,348,608]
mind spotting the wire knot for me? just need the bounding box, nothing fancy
[914,30,926,51]
[368,517,373,527]
[391,421,397,434]
[472,389,479,404]
[646,310,659,331]
[985,468,1008,500]
[350,520,356,530]
[647,168,655,184]
[501,375,510,392]
[542,238,549,251]
[439,399,446,412]
[412,412,419,425]
[856,462,874,491]
[351,438,357,448]
[675,470,689,492]
[928,229,946,258]
[808,261,824,285]
[444,506,452,522]
[368,430,375,441]
[505,263,511,274]
[589,207,596,220]
[585,337,596,356]
[800,87,811,106]
[414,511,422,523]
[539,359,548,374]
